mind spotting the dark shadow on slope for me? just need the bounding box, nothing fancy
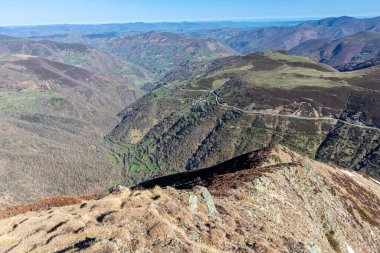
[134,146,299,193]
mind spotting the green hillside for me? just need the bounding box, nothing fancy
[108,51,380,185]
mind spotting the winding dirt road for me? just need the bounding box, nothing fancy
[179,86,380,131]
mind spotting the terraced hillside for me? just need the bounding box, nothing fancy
[291,31,380,71]
[1,146,379,253]
[101,31,238,76]
[108,51,380,185]
[0,55,139,206]
[0,35,153,89]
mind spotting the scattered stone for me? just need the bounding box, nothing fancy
[251,176,271,192]
[117,185,129,191]
[245,210,257,220]
[189,194,198,214]
[109,185,130,194]
[345,243,356,253]
[188,231,200,242]
[304,242,322,253]
[271,206,282,224]
[198,186,218,216]
[1,146,379,253]
[196,223,210,231]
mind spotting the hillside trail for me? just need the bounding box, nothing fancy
[179,85,380,131]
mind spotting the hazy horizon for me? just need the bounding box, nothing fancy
[0,15,378,28]
[0,0,379,26]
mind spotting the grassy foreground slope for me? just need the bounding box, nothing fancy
[1,146,379,252]
[0,55,138,206]
[108,51,380,184]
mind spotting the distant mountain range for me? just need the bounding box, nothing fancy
[100,31,238,75]
[210,16,380,54]
[3,16,380,74]
[7,16,380,73]
[291,31,380,71]
[0,20,304,38]
[192,16,380,71]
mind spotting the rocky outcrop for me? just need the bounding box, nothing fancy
[0,146,379,252]
[198,187,218,216]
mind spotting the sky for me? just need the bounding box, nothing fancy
[0,0,379,26]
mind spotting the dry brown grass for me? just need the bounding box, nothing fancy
[0,195,104,220]
[0,146,379,253]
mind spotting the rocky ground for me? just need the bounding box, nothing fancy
[0,146,379,253]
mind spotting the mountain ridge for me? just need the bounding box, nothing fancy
[0,146,379,252]
[291,31,380,71]
[101,31,239,76]
[196,16,380,55]
[0,34,153,89]
[107,51,380,185]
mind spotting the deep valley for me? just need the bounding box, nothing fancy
[0,10,379,252]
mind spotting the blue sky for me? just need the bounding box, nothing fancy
[0,0,379,26]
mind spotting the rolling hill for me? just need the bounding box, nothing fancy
[203,16,380,55]
[291,31,380,71]
[0,16,379,253]
[0,146,379,252]
[107,51,380,186]
[100,31,238,75]
[0,33,235,207]
[0,35,153,89]
[0,55,141,207]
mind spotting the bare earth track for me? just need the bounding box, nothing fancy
[181,86,380,131]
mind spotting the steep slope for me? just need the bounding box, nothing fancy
[211,16,380,55]
[291,31,380,71]
[107,51,380,185]
[316,70,380,179]
[0,146,379,253]
[101,31,238,75]
[0,35,152,88]
[160,55,239,84]
[0,55,136,206]
[0,55,138,126]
